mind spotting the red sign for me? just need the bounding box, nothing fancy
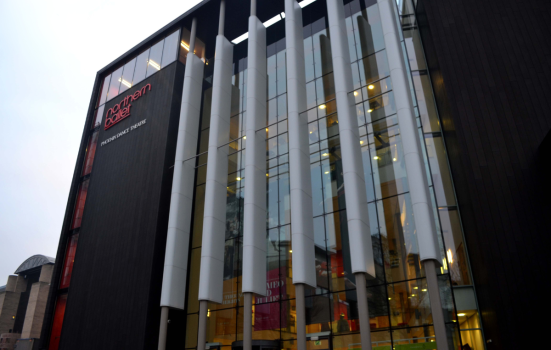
[104,84,151,130]
[254,267,287,331]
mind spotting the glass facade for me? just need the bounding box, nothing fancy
[50,0,486,349]
[181,1,483,350]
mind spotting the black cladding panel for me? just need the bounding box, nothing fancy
[416,0,551,348]
[58,62,184,350]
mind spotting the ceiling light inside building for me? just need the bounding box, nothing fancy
[264,14,282,28]
[181,42,190,51]
[232,32,249,44]
[319,104,326,109]
[354,91,359,96]
[299,0,317,8]
[368,109,373,113]
[457,313,466,317]
[368,84,375,90]
[148,60,160,70]
[373,156,379,160]
[119,78,132,88]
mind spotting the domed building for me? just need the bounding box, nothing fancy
[0,255,55,350]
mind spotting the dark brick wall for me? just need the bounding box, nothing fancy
[416,0,551,348]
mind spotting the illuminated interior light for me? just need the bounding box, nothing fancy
[266,128,269,131]
[360,140,364,144]
[322,153,329,157]
[309,131,313,134]
[373,156,379,160]
[264,14,282,28]
[353,91,359,96]
[368,84,375,90]
[411,294,416,297]
[442,258,448,271]
[319,104,326,109]
[413,286,418,289]
[447,248,454,264]
[181,41,190,51]
[243,136,246,140]
[148,59,161,70]
[388,298,391,300]
[298,0,316,8]
[368,109,373,113]
[118,78,132,88]
[231,32,249,44]
[393,157,397,161]
[289,250,292,253]
[236,177,241,181]
[207,309,211,317]
[422,289,427,292]
[324,171,329,174]
[457,313,466,317]
[266,173,269,177]
[281,12,286,18]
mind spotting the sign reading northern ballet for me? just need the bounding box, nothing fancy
[104,84,152,130]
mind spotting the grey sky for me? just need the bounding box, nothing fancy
[0,0,202,282]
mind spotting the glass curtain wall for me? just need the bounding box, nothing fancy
[183,1,482,350]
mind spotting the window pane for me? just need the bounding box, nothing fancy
[59,234,79,289]
[391,326,436,348]
[316,73,335,104]
[267,54,277,99]
[359,50,390,86]
[106,66,123,102]
[305,294,332,334]
[146,40,164,77]
[205,308,238,346]
[98,75,110,106]
[424,134,455,206]
[412,71,440,133]
[310,163,324,217]
[378,194,424,282]
[162,30,179,68]
[71,179,89,230]
[133,49,150,85]
[388,279,431,327]
[325,211,353,292]
[187,248,201,313]
[92,104,105,129]
[439,208,471,285]
[404,26,426,71]
[82,131,99,176]
[119,58,136,94]
[192,185,206,248]
[267,175,279,228]
[277,50,287,95]
[185,314,199,348]
[365,91,396,123]
[48,294,68,350]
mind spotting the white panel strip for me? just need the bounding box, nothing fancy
[378,0,442,263]
[326,0,375,277]
[285,0,317,288]
[242,16,268,296]
[161,53,204,309]
[198,35,234,303]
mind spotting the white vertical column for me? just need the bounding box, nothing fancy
[326,1,375,348]
[242,14,267,298]
[242,11,267,350]
[326,0,375,278]
[160,29,204,313]
[158,18,203,350]
[198,33,234,305]
[285,0,317,290]
[377,0,448,348]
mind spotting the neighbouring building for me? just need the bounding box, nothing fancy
[38,0,551,350]
[0,255,55,350]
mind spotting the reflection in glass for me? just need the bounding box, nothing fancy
[440,207,472,285]
[59,234,78,289]
[388,279,431,327]
[161,30,179,68]
[133,50,150,86]
[392,326,437,348]
[98,75,110,106]
[92,104,105,129]
[107,66,123,102]
[71,179,89,230]
[412,71,440,132]
[119,58,136,94]
[81,131,98,176]
[205,308,238,346]
[146,40,164,77]
[378,194,424,282]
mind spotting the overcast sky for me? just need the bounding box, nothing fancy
[0,0,202,282]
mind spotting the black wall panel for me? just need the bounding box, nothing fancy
[416,0,551,348]
[57,62,184,350]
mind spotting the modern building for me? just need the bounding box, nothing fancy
[0,255,55,350]
[38,0,551,350]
